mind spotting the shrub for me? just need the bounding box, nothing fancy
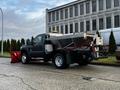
[109,31,116,54]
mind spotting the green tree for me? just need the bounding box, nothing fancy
[21,38,25,46]
[31,36,34,44]
[26,39,31,45]
[11,39,17,51]
[3,40,7,52]
[96,31,101,37]
[16,40,21,51]
[6,39,10,52]
[109,31,117,54]
[0,40,1,51]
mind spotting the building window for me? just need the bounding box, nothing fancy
[74,4,78,16]
[114,15,120,28]
[106,16,111,29]
[99,18,104,30]
[65,8,68,19]
[86,2,90,14]
[86,20,90,31]
[75,23,78,32]
[61,25,64,34]
[65,25,68,34]
[92,19,97,31]
[106,0,111,9]
[48,13,51,22]
[52,12,55,21]
[49,27,51,33]
[92,0,97,12]
[70,23,73,33]
[56,11,59,21]
[60,10,63,20]
[56,26,59,33]
[70,6,73,17]
[99,0,104,11]
[52,26,55,32]
[80,22,84,32]
[114,0,119,7]
[80,3,84,15]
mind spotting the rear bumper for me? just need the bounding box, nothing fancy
[68,50,94,63]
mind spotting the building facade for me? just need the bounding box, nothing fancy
[46,0,120,45]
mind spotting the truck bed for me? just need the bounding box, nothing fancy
[48,33,93,50]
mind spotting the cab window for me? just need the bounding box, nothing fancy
[34,35,42,44]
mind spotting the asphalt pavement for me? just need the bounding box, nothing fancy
[0,58,120,90]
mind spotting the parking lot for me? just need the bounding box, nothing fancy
[0,58,120,90]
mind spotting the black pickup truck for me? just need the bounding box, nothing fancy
[20,33,94,69]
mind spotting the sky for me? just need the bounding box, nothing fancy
[0,0,75,40]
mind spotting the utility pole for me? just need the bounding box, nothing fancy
[0,8,3,55]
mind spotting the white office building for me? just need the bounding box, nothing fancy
[46,0,120,45]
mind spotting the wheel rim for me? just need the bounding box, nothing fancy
[55,56,63,67]
[22,55,27,63]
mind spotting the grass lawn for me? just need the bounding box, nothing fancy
[92,56,119,65]
[0,52,11,57]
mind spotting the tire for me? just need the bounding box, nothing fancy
[21,53,30,64]
[53,53,69,69]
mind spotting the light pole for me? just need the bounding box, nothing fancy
[0,8,3,55]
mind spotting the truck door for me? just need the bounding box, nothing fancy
[30,35,45,57]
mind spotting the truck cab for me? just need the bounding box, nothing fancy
[20,34,50,62]
[29,34,47,57]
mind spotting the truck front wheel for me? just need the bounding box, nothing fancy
[21,53,30,64]
[53,53,69,69]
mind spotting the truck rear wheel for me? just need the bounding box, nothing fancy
[53,53,69,69]
[21,53,30,64]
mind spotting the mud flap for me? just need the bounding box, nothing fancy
[66,52,72,65]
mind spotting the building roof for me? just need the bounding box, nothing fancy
[47,0,86,12]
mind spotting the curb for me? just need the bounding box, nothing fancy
[90,62,120,67]
[0,56,10,58]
